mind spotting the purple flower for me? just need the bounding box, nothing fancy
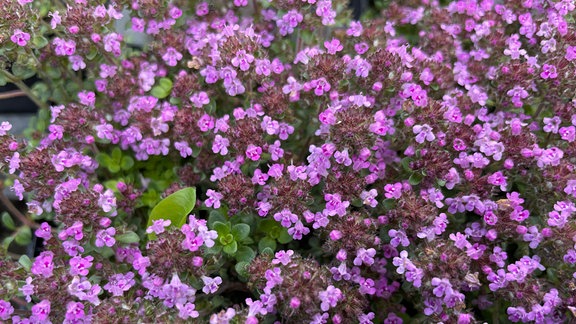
[177,302,200,319]
[0,300,14,320]
[231,50,254,71]
[318,285,342,311]
[162,47,183,66]
[384,183,403,199]
[264,267,283,291]
[360,189,378,208]
[201,276,222,294]
[104,272,136,297]
[389,229,410,247]
[11,29,30,46]
[35,222,52,241]
[487,171,508,191]
[252,169,270,186]
[431,277,453,298]
[273,209,298,228]
[288,220,310,240]
[323,193,349,217]
[95,227,116,247]
[31,251,55,278]
[245,144,262,161]
[354,248,376,266]
[69,255,94,276]
[31,299,50,321]
[324,38,343,54]
[272,250,294,266]
[522,226,543,249]
[205,189,223,209]
[507,306,527,322]
[19,276,35,302]
[212,135,230,155]
[65,301,86,321]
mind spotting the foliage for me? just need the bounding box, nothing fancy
[1,0,576,323]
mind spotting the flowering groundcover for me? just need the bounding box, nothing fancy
[1,0,576,322]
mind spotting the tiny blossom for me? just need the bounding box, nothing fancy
[272,250,294,265]
[201,276,223,294]
[95,227,116,247]
[245,144,263,161]
[11,29,30,46]
[360,189,378,207]
[0,300,14,320]
[205,189,223,209]
[384,182,403,199]
[231,50,254,71]
[413,124,435,143]
[487,171,508,191]
[354,248,377,266]
[318,285,343,311]
[69,255,94,276]
[146,219,171,235]
[212,135,230,155]
[389,229,410,247]
[273,209,298,228]
[35,222,52,240]
[104,272,135,297]
[324,38,343,54]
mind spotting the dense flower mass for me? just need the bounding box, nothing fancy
[1,0,576,322]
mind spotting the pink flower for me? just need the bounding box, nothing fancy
[11,29,30,46]
[245,144,262,161]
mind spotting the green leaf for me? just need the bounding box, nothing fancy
[231,223,250,241]
[14,226,32,246]
[235,245,256,263]
[235,261,249,278]
[213,221,231,235]
[277,230,293,244]
[400,157,413,172]
[150,85,169,99]
[12,63,36,80]
[108,163,121,173]
[116,231,140,244]
[261,247,274,256]
[259,219,278,233]
[0,72,7,86]
[258,236,277,252]
[2,236,14,250]
[121,156,134,170]
[158,77,173,90]
[32,35,48,49]
[19,255,32,271]
[96,153,111,166]
[111,147,122,161]
[1,212,15,230]
[408,172,423,186]
[31,82,50,102]
[208,210,226,227]
[223,240,238,255]
[150,77,173,99]
[382,198,396,210]
[147,187,196,240]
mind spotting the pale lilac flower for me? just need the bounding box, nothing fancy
[95,227,116,247]
[11,29,30,46]
[202,276,223,294]
[318,285,343,311]
[146,219,171,235]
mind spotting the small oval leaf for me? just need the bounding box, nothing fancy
[116,231,140,244]
[147,187,196,240]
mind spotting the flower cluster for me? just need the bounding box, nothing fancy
[1,0,576,322]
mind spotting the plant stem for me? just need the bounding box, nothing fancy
[0,184,39,230]
[0,70,48,111]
